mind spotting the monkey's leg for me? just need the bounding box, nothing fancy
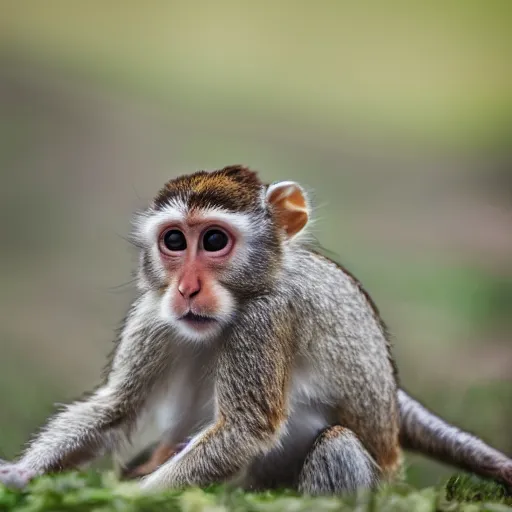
[297,426,379,496]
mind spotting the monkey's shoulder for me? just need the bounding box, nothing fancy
[282,247,376,303]
[279,247,388,343]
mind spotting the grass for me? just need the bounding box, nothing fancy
[0,472,510,512]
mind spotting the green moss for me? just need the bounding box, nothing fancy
[1,471,511,512]
[445,474,512,506]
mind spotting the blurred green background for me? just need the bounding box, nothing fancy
[0,1,511,489]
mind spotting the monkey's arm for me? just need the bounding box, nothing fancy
[1,296,171,484]
[140,298,293,491]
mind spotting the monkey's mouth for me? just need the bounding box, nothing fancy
[180,312,218,329]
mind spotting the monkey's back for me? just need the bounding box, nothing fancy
[280,247,400,466]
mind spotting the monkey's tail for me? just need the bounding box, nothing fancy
[397,389,512,487]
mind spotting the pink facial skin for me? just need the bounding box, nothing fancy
[157,219,237,333]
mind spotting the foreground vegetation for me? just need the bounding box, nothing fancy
[0,471,510,512]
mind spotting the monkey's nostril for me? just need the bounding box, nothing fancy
[178,286,200,299]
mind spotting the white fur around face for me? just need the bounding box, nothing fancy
[195,207,256,236]
[136,202,257,249]
[135,201,187,248]
[158,280,179,325]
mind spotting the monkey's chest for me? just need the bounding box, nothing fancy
[154,355,217,436]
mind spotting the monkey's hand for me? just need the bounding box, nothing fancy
[0,462,36,489]
[11,297,173,479]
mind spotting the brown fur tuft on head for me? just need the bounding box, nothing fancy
[153,165,263,212]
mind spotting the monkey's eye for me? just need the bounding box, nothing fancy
[203,229,229,252]
[162,229,187,252]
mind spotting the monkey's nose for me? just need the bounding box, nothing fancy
[178,278,201,299]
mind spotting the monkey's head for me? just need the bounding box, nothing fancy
[133,165,310,341]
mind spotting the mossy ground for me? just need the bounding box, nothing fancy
[0,472,510,512]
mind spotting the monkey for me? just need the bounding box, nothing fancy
[0,165,511,495]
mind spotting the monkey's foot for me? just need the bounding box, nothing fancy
[123,440,189,479]
[0,463,36,489]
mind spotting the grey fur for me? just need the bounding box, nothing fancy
[298,426,378,495]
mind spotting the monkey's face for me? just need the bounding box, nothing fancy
[132,166,309,342]
[132,167,277,342]
[144,210,248,341]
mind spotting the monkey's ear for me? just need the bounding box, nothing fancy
[266,181,309,238]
